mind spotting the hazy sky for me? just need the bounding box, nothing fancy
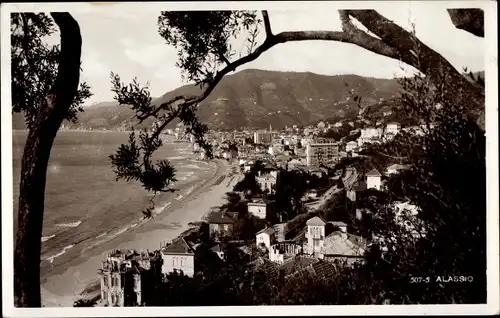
[42,2,485,104]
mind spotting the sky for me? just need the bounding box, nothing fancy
[42,2,485,105]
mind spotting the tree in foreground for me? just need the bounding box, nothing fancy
[109,9,484,201]
[354,29,486,302]
[11,13,91,307]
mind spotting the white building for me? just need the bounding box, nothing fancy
[256,171,278,194]
[358,127,383,147]
[385,122,401,135]
[346,141,357,152]
[385,164,409,176]
[366,169,382,191]
[161,238,195,277]
[306,216,326,256]
[256,227,276,250]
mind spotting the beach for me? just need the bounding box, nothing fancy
[11,130,242,307]
[41,157,241,307]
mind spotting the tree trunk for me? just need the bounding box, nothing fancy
[14,13,82,308]
[14,116,60,307]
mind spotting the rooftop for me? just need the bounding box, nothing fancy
[306,216,326,226]
[207,211,238,224]
[322,232,366,257]
[328,221,347,227]
[366,169,382,177]
[162,238,194,255]
[256,227,276,236]
[280,256,320,276]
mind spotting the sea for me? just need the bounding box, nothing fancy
[11,130,216,280]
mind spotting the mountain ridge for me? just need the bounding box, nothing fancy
[12,69,483,131]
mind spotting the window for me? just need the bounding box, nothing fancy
[180,257,184,267]
[103,275,108,287]
[314,239,319,247]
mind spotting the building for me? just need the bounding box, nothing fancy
[385,163,409,176]
[254,131,274,144]
[256,227,276,250]
[207,211,239,239]
[256,173,278,194]
[346,141,357,153]
[247,198,276,219]
[98,249,163,307]
[160,238,195,277]
[306,216,326,256]
[306,142,340,166]
[366,169,382,190]
[385,122,401,135]
[358,127,383,147]
[321,231,367,265]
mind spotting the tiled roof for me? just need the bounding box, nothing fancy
[280,256,319,276]
[256,227,275,236]
[322,232,365,257]
[162,238,194,255]
[328,221,347,227]
[306,216,326,226]
[207,211,238,224]
[248,257,280,273]
[366,169,382,177]
[311,260,338,280]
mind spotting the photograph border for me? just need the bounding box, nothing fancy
[2,1,498,316]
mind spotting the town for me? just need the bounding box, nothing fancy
[91,118,425,307]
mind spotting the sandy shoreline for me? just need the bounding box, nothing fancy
[41,159,241,307]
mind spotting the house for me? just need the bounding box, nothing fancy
[247,198,276,219]
[328,221,347,233]
[160,238,195,277]
[346,141,357,152]
[321,231,367,265]
[385,163,410,176]
[306,216,326,256]
[98,249,163,307]
[270,241,304,264]
[280,256,338,281]
[256,172,278,194]
[366,169,382,190]
[386,122,401,135]
[207,211,239,239]
[256,227,276,250]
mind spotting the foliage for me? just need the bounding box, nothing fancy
[230,213,268,241]
[158,11,261,86]
[11,13,91,127]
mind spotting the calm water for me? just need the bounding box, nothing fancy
[12,130,215,272]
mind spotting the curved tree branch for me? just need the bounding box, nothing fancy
[262,10,273,37]
[144,8,485,138]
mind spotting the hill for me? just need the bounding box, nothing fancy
[12,69,404,131]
